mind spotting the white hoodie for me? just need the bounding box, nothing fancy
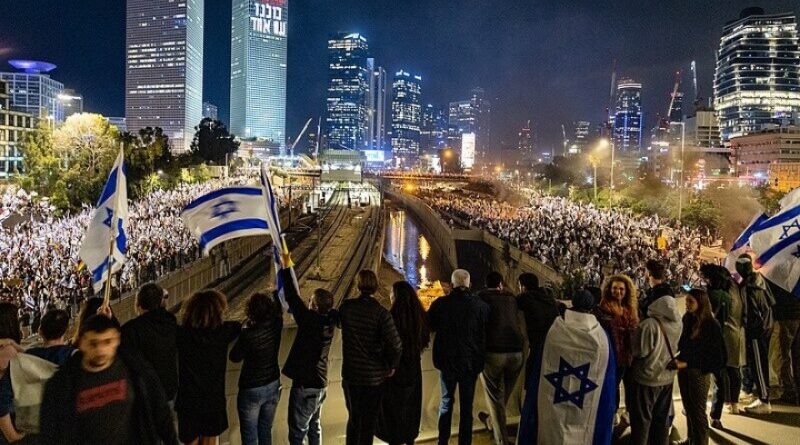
[632,296,682,387]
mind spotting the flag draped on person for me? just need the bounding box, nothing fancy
[260,164,296,307]
[181,186,272,255]
[79,147,129,293]
[748,188,800,296]
[518,310,616,445]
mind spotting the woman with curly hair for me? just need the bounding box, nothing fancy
[594,274,640,428]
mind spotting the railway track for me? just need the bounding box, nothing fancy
[332,193,383,307]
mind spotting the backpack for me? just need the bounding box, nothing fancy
[9,353,58,434]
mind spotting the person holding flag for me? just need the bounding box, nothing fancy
[517,290,616,445]
[78,146,128,303]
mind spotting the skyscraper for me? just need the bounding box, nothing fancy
[669,92,684,124]
[391,71,422,166]
[518,121,534,159]
[125,0,204,152]
[230,0,288,150]
[613,78,643,151]
[449,88,491,162]
[0,60,64,123]
[60,89,84,119]
[202,101,219,121]
[421,104,447,154]
[715,8,800,142]
[0,80,36,178]
[367,59,388,151]
[326,33,370,151]
[570,120,591,154]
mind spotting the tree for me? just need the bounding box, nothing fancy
[122,127,174,198]
[190,118,239,165]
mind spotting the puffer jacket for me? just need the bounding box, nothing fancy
[429,287,490,378]
[632,295,682,387]
[229,312,283,389]
[338,294,402,386]
[740,274,775,339]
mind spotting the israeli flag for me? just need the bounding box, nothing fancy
[749,188,800,296]
[518,311,616,445]
[79,147,129,293]
[725,212,769,273]
[181,187,272,255]
[260,164,296,307]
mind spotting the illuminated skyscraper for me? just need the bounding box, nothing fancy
[613,78,643,151]
[449,88,491,162]
[0,60,64,123]
[202,101,219,120]
[715,8,800,142]
[230,0,288,150]
[326,33,371,151]
[367,59,388,151]
[125,0,204,152]
[570,120,591,154]
[518,121,534,159]
[421,104,447,154]
[391,71,422,165]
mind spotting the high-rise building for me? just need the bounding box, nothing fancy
[731,126,800,187]
[715,8,800,142]
[367,59,388,151]
[449,87,491,162]
[613,78,643,151]
[108,117,127,133]
[125,0,204,152]
[420,104,446,155]
[203,101,219,121]
[390,70,422,166]
[0,80,36,178]
[60,89,84,119]
[326,33,371,151]
[669,92,684,123]
[0,60,64,123]
[230,0,288,150]
[517,121,534,159]
[570,120,591,154]
[685,109,722,148]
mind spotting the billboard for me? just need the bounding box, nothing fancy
[362,150,386,163]
[251,0,287,38]
[461,133,476,169]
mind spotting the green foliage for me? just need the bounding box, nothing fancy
[189,118,240,165]
[121,127,175,199]
[680,193,722,230]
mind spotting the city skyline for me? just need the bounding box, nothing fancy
[1,0,799,151]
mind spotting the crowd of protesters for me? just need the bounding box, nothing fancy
[421,188,706,289]
[0,250,796,445]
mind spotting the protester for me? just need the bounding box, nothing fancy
[772,280,800,405]
[338,270,402,445]
[377,281,431,445]
[674,289,726,444]
[517,290,616,445]
[71,297,120,345]
[476,272,524,445]
[229,292,284,445]
[700,264,745,421]
[428,269,489,445]
[516,272,560,387]
[40,314,178,445]
[594,274,639,431]
[640,260,674,319]
[281,261,337,445]
[176,290,241,445]
[735,256,775,414]
[27,309,74,364]
[629,291,682,445]
[121,283,178,403]
[0,303,23,444]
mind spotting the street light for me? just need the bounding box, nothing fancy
[589,139,610,203]
[677,122,686,222]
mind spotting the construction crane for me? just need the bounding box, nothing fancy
[289,117,313,157]
[666,69,682,124]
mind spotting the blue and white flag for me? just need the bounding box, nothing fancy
[260,164,296,307]
[725,212,769,273]
[518,311,616,445]
[749,188,800,297]
[79,147,129,293]
[181,187,271,255]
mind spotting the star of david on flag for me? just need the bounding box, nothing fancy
[79,147,129,293]
[544,357,598,409]
[747,187,800,297]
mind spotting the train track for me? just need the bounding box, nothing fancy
[332,194,383,307]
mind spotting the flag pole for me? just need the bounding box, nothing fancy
[101,206,118,308]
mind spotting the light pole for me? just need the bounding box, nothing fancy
[592,139,610,202]
[609,138,615,192]
[591,157,598,202]
[678,122,686,222]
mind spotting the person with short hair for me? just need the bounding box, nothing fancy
[176,290,241,445]
[28,309,74,365]
[280,258,338,445]
[639,260,673,319]
[121,283,178,403]
[40,314,178,445]
[477,271,524,445]
[516,272,560,386]
[429,269,489,445]
[229,292,283,445]
[338,270,402,445]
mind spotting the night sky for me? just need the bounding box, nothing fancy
[1,0,798,151]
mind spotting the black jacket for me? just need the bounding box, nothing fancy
[40,350,178,445]
[678,315,727,374]
[516,288,559,355]
[280,268,338,388]
[338,293,403,386]
[429,287,490,378]
[640,282,674,320]
[121,308,178,400]
[229,312,283,389]
[741,274,775,338]
[477,288,524,353]
[771,279,800,321]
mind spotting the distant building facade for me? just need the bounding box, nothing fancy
[0,80,36,178]
[390,70,422,166]
[367,59,388,151]
[203,101,219,120]
[60,89,84,119]
[613,78,643,151]
[731,126,800,187]
[0,60,64,123]
[421,104,446,155]
[449,88,491,163]
[326,33,371,151]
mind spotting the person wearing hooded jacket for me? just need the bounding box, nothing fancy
[628,295,682,445]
